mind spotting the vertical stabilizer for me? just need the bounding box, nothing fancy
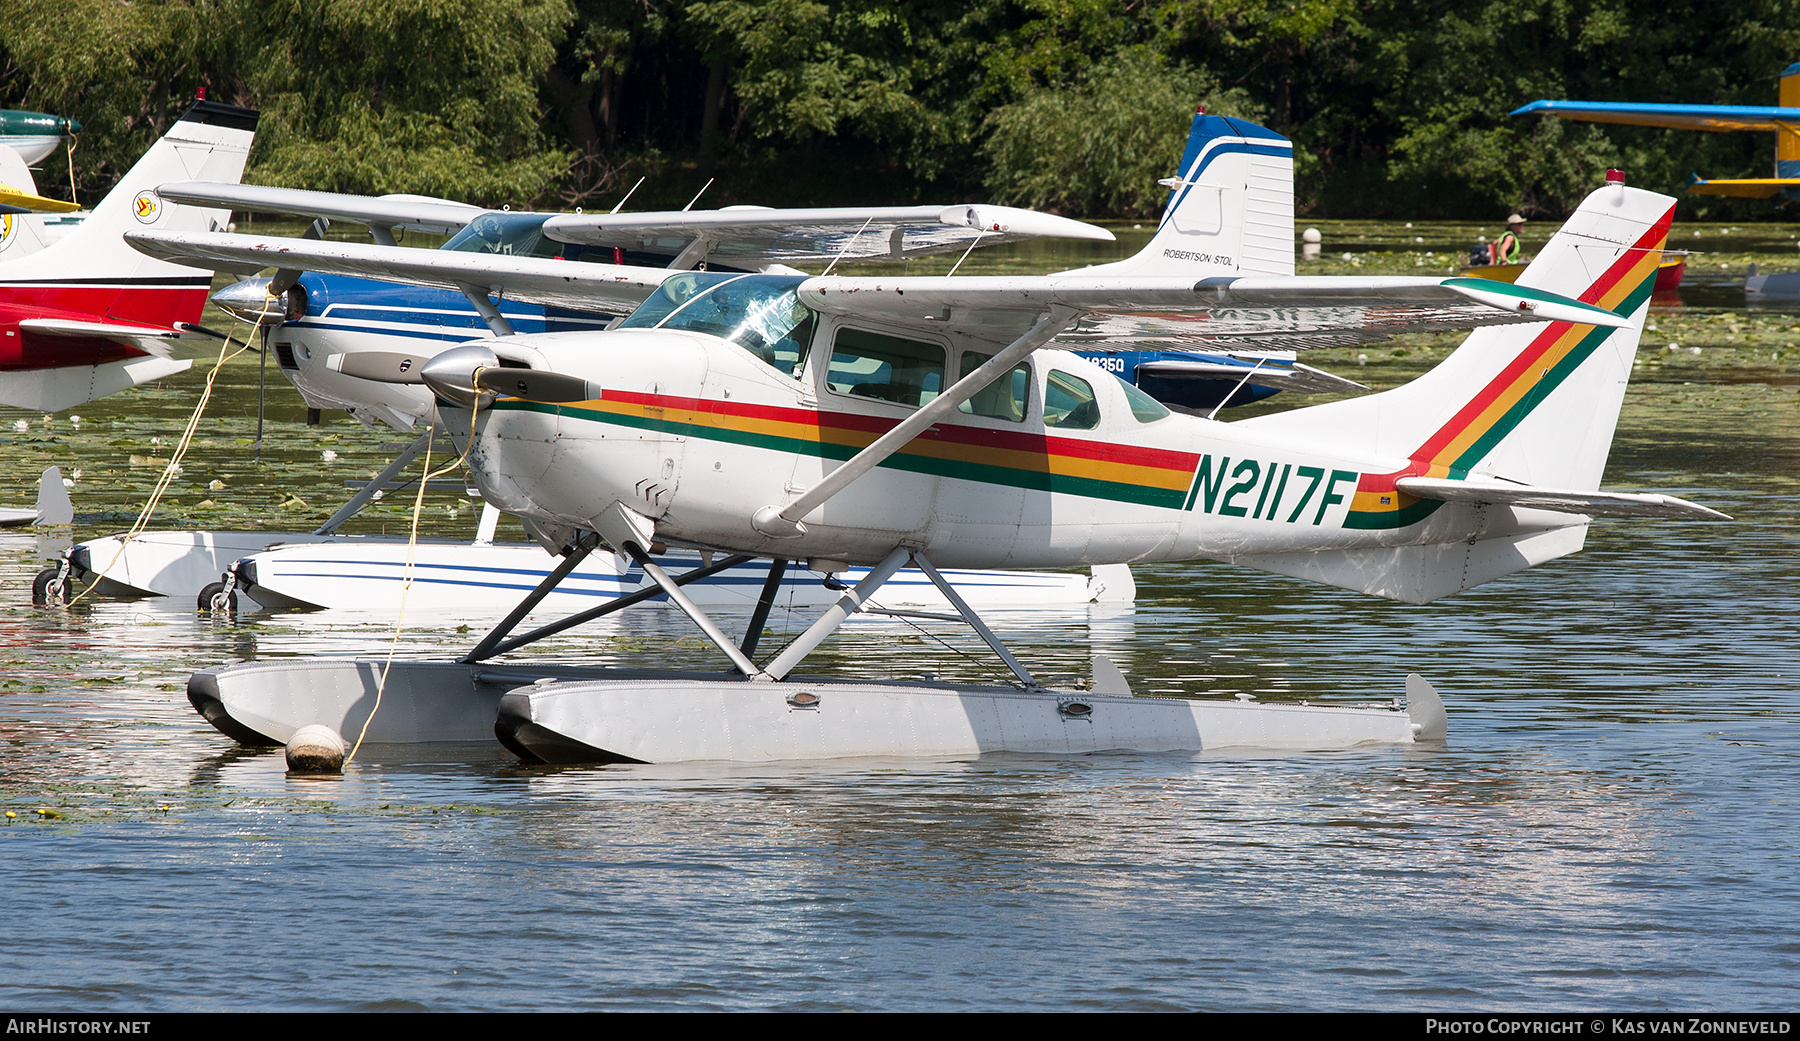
[1227,181,1674,602]
[1073,111,1294,278]
[0,100,258,327]
[1779,62,1800,182]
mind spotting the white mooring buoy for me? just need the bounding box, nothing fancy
[285,724,347,774]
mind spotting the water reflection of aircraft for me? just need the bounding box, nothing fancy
[1513,62,1800,200]
[136,133,1724,761]
[0,100,257,411]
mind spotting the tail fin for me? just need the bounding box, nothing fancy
[1232,181,1673,602]
[1073,110,1294,278]
[1246,181,1670,490]
[0,100,257,327]
[1780,61,1800,184]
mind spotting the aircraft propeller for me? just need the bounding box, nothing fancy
[418,344,597,406]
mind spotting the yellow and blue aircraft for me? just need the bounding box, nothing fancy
[1514,62,1800,199]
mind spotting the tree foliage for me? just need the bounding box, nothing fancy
[3,0,1799,218]
[983,47,1263,217]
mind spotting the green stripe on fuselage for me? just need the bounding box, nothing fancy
[492,399,1186,509]
[1343,496,1443,530]
[1447,276,1652,477]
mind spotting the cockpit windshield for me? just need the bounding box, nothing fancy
[443,213,561,258]
[616,273,815,378]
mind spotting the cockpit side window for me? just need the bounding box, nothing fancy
[1044,370,1100,430]
[442,212,619,263]
[827,327,945,408]
[1115,374,1171,423]
[957,351,1030,422]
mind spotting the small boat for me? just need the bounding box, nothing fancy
[1463,249,1685,289]
[1654,250,1688,291]
[1456,261,1527,283]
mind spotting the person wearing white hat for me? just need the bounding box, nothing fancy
[1494,213,1526,265]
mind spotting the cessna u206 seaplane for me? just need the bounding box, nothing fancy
[60,113,1364,612]
[129,134,1722,763]
[50,186,1129,611]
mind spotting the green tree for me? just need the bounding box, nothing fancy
[983,47,1263,217]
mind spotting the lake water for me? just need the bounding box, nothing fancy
[0,269,1796,1010]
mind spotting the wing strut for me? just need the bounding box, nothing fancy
[751,305,1079,537]
[457,283,516,336]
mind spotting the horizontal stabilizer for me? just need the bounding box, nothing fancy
[19,318,182,355]
[1135,357,1368,395]
[1512,99,1800,133]
[0,355,192,411]
[1685,175,1800,199]
[157,182,486,235]
[1440,278,1632,327]
[1231,525,1590,604]
[1396,477,1729,519]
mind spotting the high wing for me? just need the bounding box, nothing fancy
[1396,477,1729,520]
[0,182,80,214]
[540,204,1114,264]
[1684,174,1800,199]
[1510,99,1800,133]
[156,182,487,236]
[125,230,672,314]
[795,273,1628,351]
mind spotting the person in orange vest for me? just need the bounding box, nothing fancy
[1494,213,1526,265]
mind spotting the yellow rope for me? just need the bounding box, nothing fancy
[68,305,269,608]
[346,395,483,764]
[65,137,77,207]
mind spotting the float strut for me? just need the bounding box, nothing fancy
[912,552,1039,690]
[740,557,789,658]
[760,546,912,681]
[312,428,436,535]
[463,551,755,663]
[625,543,765,678]
[459,531,601,662]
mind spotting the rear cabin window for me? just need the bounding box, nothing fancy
[956,350,1030,422]
[827,327,945,408]
[1044,370,1100,430]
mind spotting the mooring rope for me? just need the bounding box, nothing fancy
[68,300,271,608]
[346,396,483,764]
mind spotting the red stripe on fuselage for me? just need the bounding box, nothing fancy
[600,388,1201,471]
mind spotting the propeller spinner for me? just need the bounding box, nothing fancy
[418,344,596,406]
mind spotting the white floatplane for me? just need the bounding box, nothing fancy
[45,188,1128,611]
[52,112,1363,611]
[131,135,1725,763]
